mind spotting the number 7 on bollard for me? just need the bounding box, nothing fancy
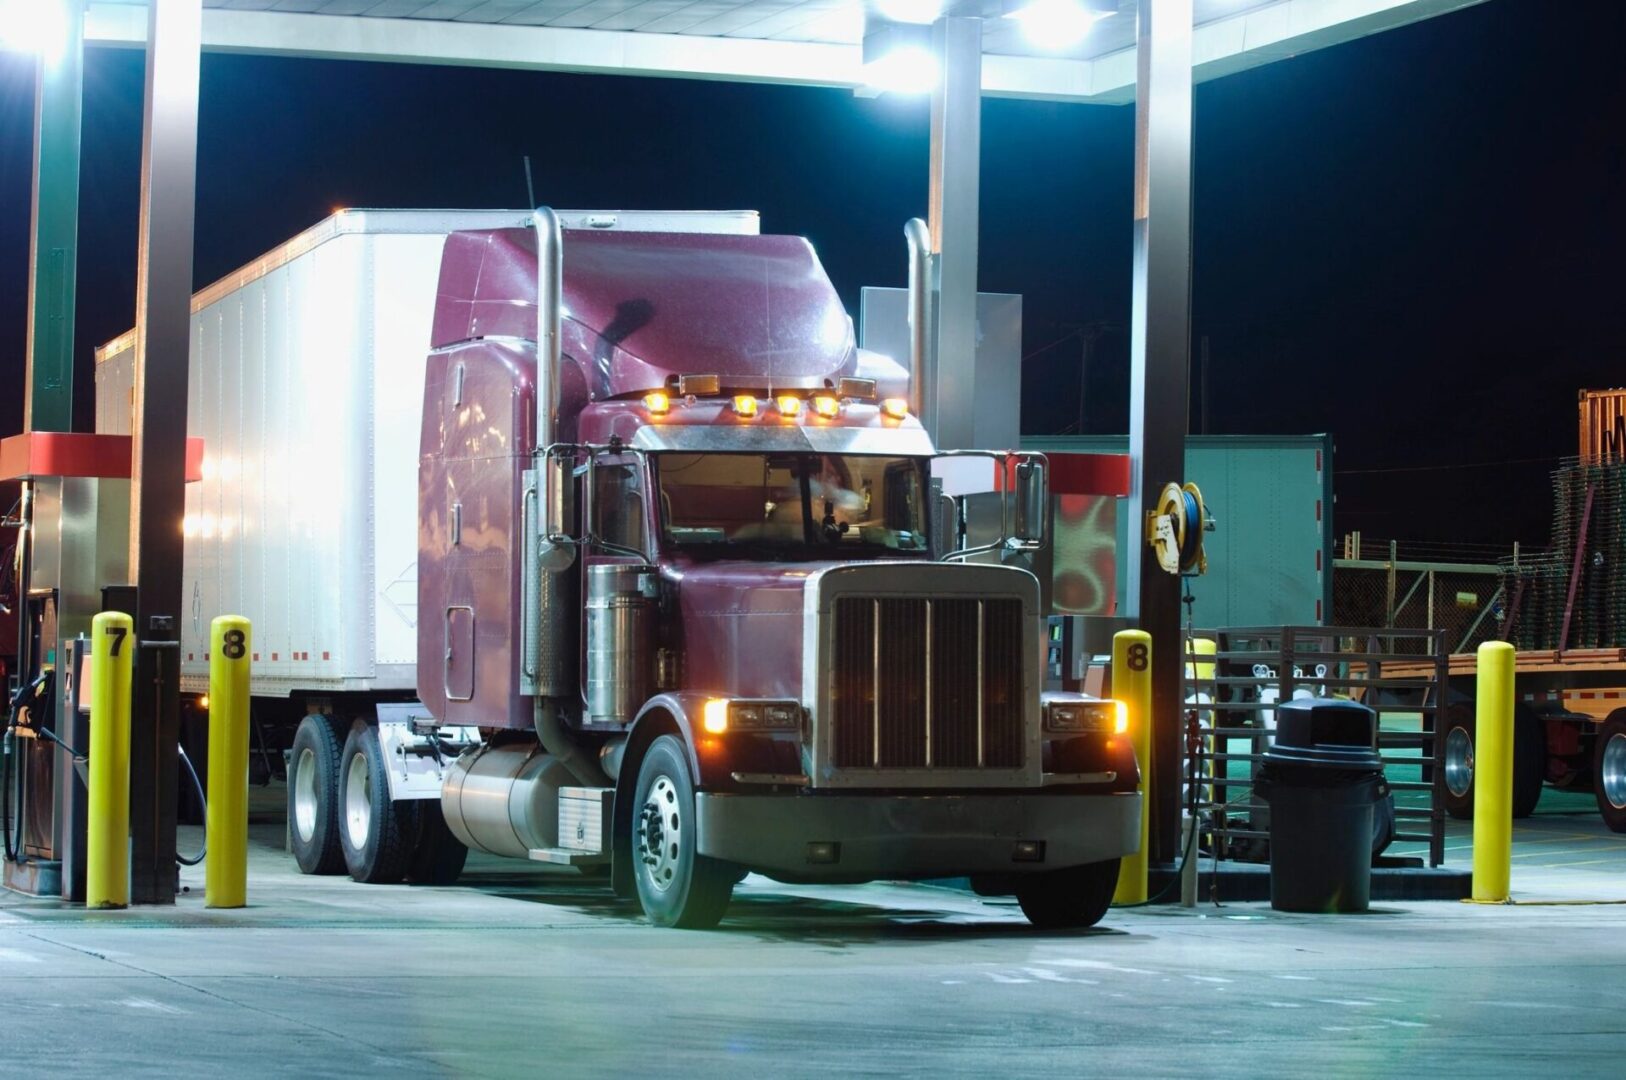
[206,616,252,908]
[87,612,134,909]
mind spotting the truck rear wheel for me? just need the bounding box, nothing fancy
[1440,704,1545,820]
[288,714,347,875]
[339,720,418,884]
[1594,713,1626,833]
[631,735,733,929]
[1015,858,1121,929]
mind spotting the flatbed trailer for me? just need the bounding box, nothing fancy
[1375,648,1626,832]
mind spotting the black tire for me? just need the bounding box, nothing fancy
[288,714,347,875]
[1593,712,1626,833]
[338,720,419,884]
[1440,703,1546,821]
[631,735,733,929]
[1512,709,1547,819]
[407,801,469,885]
[1015,858,1121,930]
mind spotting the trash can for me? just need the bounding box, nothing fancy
[1254,698,1388,913]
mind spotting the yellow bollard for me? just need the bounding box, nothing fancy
[206,616,252,908]
[1112,629,1154,905]
[1472,641,1516,902]
[87,611,133,909]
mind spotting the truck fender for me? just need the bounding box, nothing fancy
[610,693,713,900]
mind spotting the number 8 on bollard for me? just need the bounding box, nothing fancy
[206,616,252,908]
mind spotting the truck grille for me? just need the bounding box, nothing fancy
[830,596,1025,770]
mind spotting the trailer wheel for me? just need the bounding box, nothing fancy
[1015,858,1121,929]
[1441,705,1475,820]
[1439,703,1546,821]
[631,735,733,929]
[1594,713,1626,833]
[288,714,347,875]
[407,801,469,886]
[338,720,418,884]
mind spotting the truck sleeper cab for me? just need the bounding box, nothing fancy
[283,209,1140,928]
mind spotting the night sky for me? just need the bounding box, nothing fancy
[1,0,1623,555]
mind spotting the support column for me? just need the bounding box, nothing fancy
[128,0,202,905]
[1124,0,1194,862]
[927,15,981,451]
[23,1,84,434]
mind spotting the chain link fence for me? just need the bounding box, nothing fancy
[1333,536,1510,656]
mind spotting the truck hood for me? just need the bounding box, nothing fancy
[665,559,853,702]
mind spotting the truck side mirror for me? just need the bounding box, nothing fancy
[1011,456,1047,546]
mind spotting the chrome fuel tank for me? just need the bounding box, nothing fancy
[585,563,657,725]
[440,744,575,858]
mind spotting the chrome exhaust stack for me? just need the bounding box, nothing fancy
[904,217,934,430]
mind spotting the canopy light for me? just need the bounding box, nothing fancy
[1003,0,1116,50]
[861,22,937,96]
[643,391,671,415]
[0,0,70,62]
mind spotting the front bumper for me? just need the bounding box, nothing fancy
[695,789,1141,882]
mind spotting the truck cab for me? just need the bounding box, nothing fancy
[399,212,1140,927]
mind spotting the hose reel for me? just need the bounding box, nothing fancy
[1146,481,1214,576]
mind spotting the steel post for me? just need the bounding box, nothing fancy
[23,1,84,434]
[927,15,981,451]
[128,0,202,905]
[1124,0,1194,862]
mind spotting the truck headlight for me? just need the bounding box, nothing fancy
[702,698,802,733]
[1045,699,1120,734]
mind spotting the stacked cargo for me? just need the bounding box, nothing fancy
[1501,458,1626,650]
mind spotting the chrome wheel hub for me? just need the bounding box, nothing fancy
[293,746,318,842]
[638,775,682,893]
[344,751,372,851]
[1445,726,1474,799]
[1603,732,1626,812]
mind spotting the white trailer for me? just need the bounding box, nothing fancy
[94,208,759,700]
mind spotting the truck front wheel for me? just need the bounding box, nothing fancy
[1594,713,1626,833]
[1015,858,1121,930]
[631,735,733,929]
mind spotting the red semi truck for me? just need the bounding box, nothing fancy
[97,208,1139,928]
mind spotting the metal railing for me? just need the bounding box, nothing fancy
[1183,625,1448,869]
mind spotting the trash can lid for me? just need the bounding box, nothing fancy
[1265,697,1383,771]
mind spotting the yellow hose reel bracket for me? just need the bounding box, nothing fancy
[1146,481,1214,576]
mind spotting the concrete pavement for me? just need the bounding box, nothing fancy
[2,805,1623,1079]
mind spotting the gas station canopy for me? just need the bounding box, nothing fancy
[80,0,1486,103]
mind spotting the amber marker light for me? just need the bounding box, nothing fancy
[703,697,730,734]
[733,395,758,417]
[776,395,801,417]
[1114,700,1130,734]
[812,395,841,419]
[881,397,909,419]
[643,390,671,415]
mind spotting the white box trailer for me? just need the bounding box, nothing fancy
[95,208,759,698]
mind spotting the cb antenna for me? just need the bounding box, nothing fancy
[523,155,536,209]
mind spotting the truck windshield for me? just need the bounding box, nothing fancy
[654,452,929,556]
